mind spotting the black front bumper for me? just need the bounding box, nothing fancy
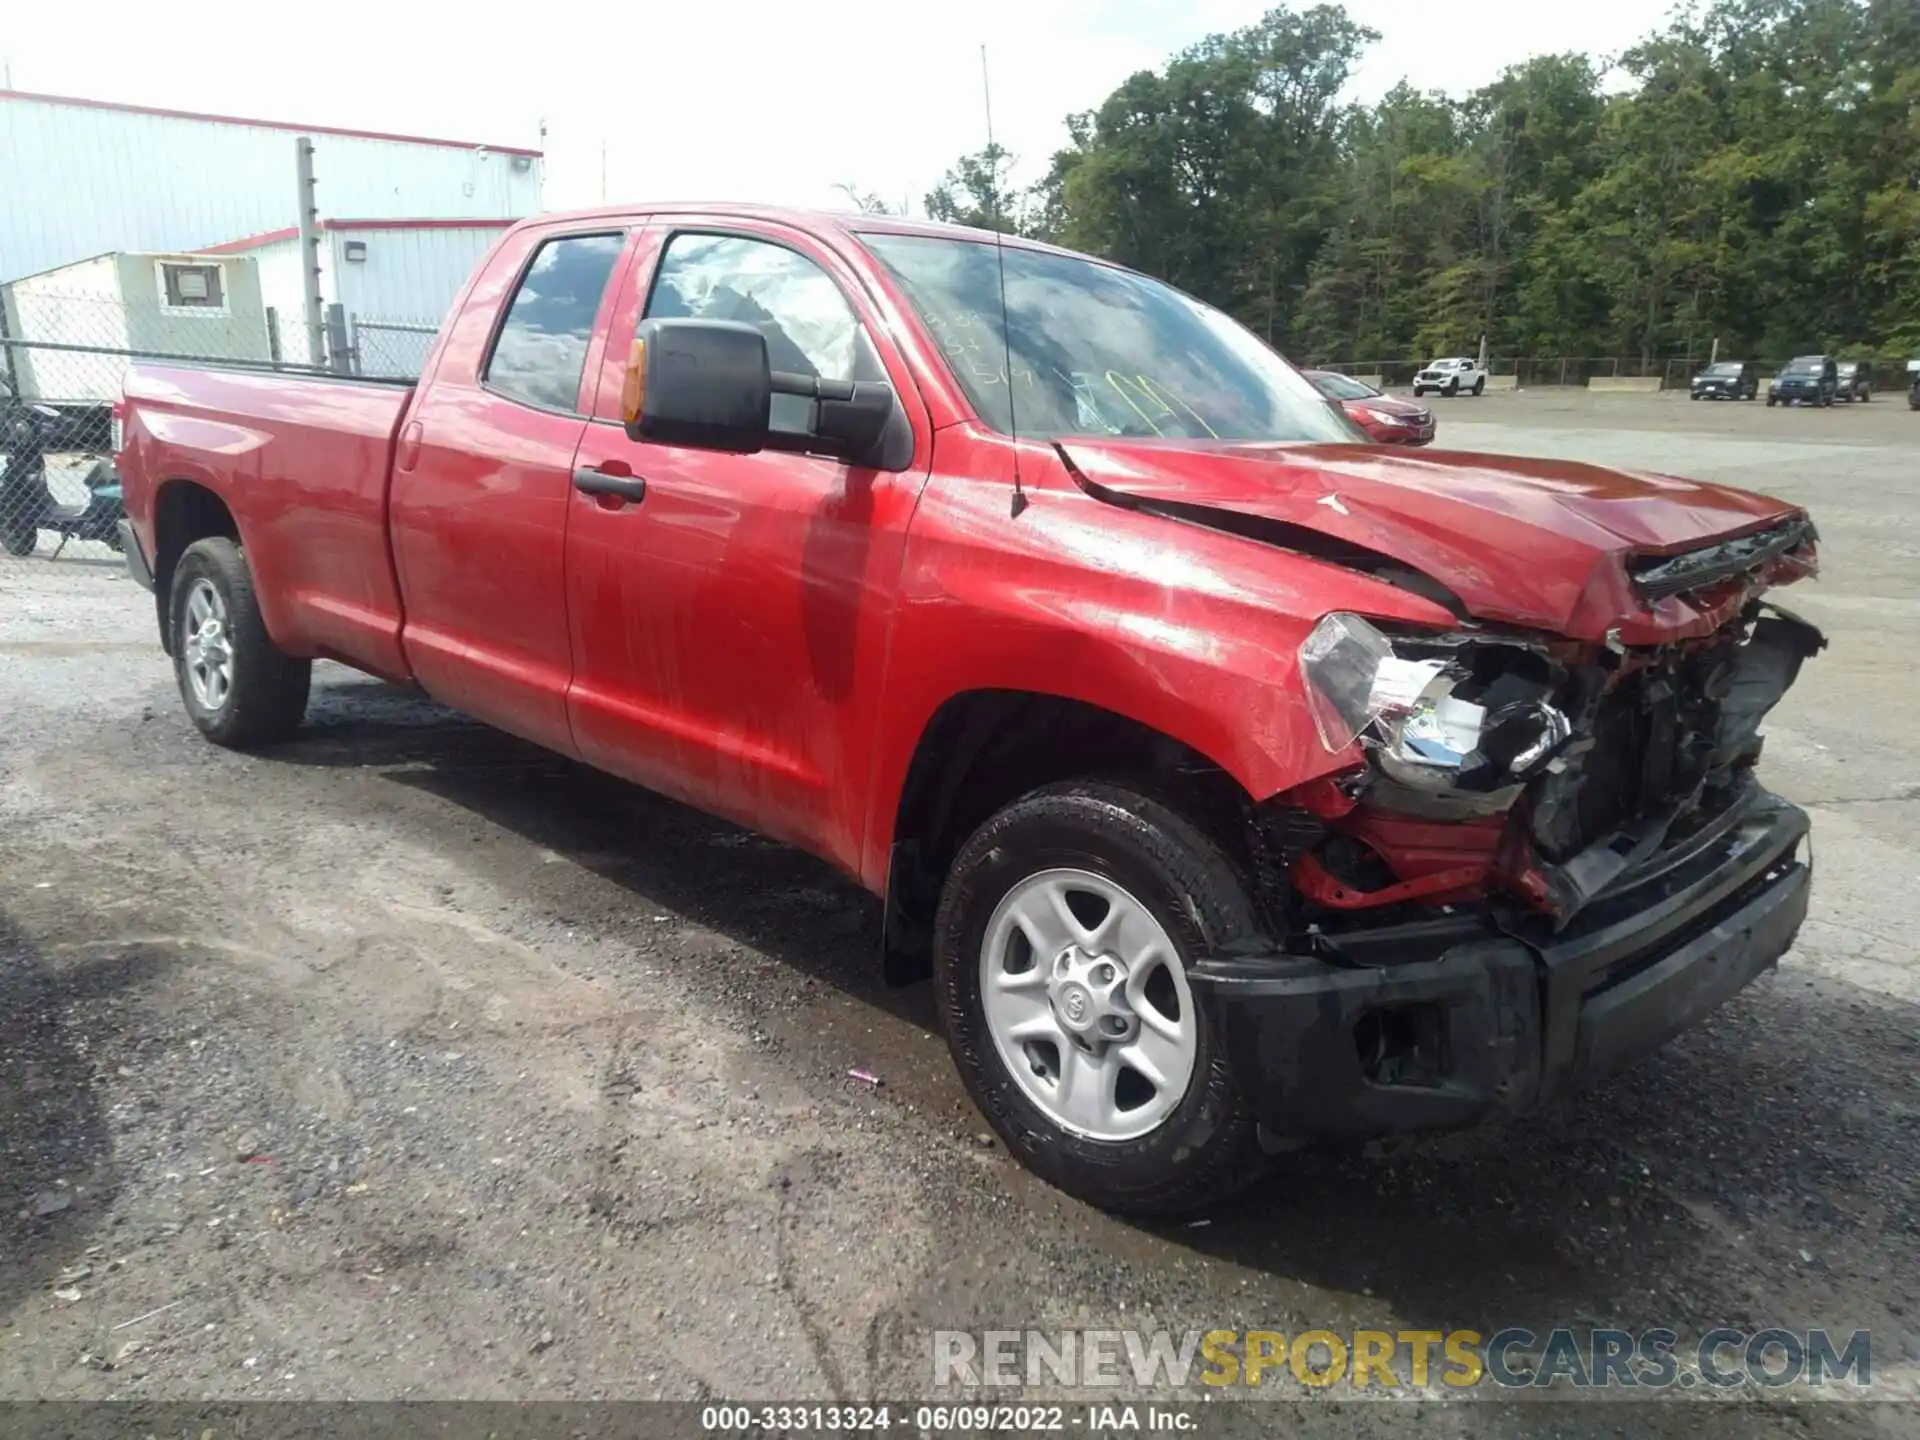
[1190,786,1809,1140]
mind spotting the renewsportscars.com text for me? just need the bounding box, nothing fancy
[932,1327,1875,1392]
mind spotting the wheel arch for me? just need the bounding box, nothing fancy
[875,688,1268,984]
[151,478,242,654]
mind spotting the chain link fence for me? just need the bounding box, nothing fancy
[2,292,432,575]
[351,317,441,381]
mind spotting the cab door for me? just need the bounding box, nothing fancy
[563,219,932,872]
[388,225,631,754]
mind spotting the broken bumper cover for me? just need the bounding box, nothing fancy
[1190,786,1809,1140]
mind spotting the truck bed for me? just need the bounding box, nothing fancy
[122,363,416,680]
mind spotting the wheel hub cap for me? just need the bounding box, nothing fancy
[1048,948,1135,1042]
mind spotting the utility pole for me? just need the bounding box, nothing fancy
[295,137,325,370]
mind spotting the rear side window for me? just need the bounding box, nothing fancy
[485,233,624,412]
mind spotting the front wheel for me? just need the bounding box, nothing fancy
[1472,377,1486,396]
[934,781,1269,1214]
[1,517,37,557]
[170,537,312,748]
[1445,379,1459,397]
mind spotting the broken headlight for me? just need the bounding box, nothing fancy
[1299,612,1571,793]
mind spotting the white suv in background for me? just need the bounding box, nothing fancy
[1413,357,1487,397]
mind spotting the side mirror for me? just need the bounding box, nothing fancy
[623,317,906,469]
[624,318,772,453]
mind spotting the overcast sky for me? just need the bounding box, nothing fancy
[3,0,1678,214]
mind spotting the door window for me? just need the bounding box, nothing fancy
[644,233,883,432]
[485,233,625,412]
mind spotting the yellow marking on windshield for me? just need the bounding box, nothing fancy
[1103,370,1166,434]
[1133,374,1218,438]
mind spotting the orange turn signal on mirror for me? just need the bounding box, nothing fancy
[620,338,646,424]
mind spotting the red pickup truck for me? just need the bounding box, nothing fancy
[116,205,1823,1213]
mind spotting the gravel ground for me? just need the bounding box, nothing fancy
[1,391,1916,1435]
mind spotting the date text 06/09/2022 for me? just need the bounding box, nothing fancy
[698,1404,1199,1432]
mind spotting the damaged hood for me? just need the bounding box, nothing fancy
[1057,438,1812,642]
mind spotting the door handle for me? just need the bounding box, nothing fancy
[573,466,647,503]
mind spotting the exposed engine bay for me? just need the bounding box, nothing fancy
[1282,595,1826,931]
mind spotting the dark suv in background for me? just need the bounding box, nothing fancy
[1836,361,1873,402]
[1691,361,1759,400]
[1768,355,1839,407]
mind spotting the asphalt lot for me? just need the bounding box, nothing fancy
[1,390,1916,1434]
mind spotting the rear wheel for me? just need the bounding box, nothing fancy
[934,781,1269,1214]
[170,537,311,748]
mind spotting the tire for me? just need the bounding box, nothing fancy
[934,780,1270,1214]
[1412,386,1425,398]
[169,536,311,748]
[1472,377,1485,396]
[1766,397,1777,408]
[1691,392,1701,401]
[1445,379,1460,397]
[1,518,36,557]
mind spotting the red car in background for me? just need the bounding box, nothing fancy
[1305,370,1436,445]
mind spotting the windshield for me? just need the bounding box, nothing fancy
[1784,358,1823,374]
[1703,363,1742,376]
[1310,372,1380,401]
[860,233,1357,444]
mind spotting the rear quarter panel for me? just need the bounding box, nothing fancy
[123,365,413,678]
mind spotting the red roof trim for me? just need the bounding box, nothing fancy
[201,218,518,253]
[199,227,300,254]
[0,88,543,157]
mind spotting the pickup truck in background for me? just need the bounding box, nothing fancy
[117,206,1824,1213]
[1411,356,1487,397]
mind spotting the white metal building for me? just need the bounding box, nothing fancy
[0,90,543,285]
[201,218,514,370]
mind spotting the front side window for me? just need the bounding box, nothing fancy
[645,232,883,434]
[485,233,624,412]
[861,233,1355,445]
